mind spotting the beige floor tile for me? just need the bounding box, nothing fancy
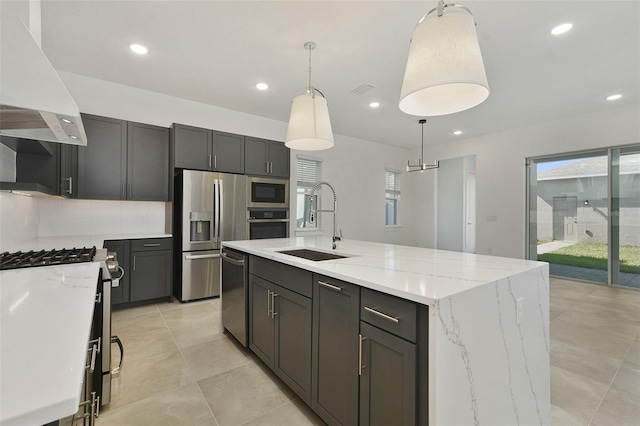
[162,302,225,347]
[552,309,640,341]
[551,318,633,361]
[108,348,195,410]
[112,326,179,364]
[550,339,624,386]
[568,299,640,325]
[112,309,166,338]
[157,297,218,313]
[550,364,609,423]
[112,303,159,321]
[198,362,296,426]
[182,335,254,382]
[610,362,640,398]
[241,398,324,426]
[550,404,586,426]
[626,339,640,367]
[588,285,640,305]
[590,387,640,426]
[98,384,217,426]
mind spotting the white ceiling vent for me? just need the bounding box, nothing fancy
[350,84,376,95]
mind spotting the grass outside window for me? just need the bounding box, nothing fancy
[538,243,640,274]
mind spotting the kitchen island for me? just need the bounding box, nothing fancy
[222,236,550,426]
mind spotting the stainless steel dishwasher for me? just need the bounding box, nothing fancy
[221,247,248,347]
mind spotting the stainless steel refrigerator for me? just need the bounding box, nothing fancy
[174,170,246,302]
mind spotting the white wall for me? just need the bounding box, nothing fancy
[0,192,39,251]
[290,136,416,246]
[412,102,640,258]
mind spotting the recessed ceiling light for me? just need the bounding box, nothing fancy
[453,130,462,135]
[69,135,78,140]
[369,102,380,108]
[551,23,573,35]
[60,118,72,124]
[130,44,148,55]
[256,82,269,91]
[606,94,622,101]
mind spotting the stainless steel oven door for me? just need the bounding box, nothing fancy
[247,177,289,208]
[247,219,289,240]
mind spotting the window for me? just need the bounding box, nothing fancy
[297,157,323,229]
[385,170,401,226]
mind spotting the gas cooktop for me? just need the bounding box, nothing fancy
[0,247,97,270]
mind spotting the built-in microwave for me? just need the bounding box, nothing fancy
[247,177,289,208]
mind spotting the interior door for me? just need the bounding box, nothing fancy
[464,172,477,253]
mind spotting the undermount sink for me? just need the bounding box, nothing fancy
[278,249,348,261]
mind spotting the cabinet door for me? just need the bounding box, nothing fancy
[130,250,172,302]
[173,124,212,171]
[249,274,275,368]
[359,322,416,426]
[127,122,169,201]
[212,131,244,174]
[103,240,130,306]
[59,143,77,198]
[273,284,312,405]
[312,276,360,426]
[244,137,269,176]
[268,141,290,178]
[77,114,127,200]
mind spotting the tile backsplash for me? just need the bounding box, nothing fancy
[0,143,17,182]
[37,198,169,237]
[0,192,39,250]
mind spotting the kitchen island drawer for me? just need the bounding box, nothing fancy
[249,255,312,298]
[131,237,172,251]
[361,288,417,342]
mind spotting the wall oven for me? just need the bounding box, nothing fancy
[247,177,289,209]
[247,209,289,240]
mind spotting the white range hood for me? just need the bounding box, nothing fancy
[0,15,87,145]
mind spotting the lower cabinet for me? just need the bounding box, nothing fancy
[311,275,360,426]
[104,238,172,307]
[249,273,312,405]
[359,321,417,426]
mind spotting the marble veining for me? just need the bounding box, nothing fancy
[495,282,521,425]
[506,278,544,426]
[434,298,479,426]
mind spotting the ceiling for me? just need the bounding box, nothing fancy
[40,1,640,149]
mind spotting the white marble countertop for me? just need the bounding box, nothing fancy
[223,237,546,304]
[5,233,172,252]
[0,262,102,426]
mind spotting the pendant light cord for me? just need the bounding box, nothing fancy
[421,120,425,165]
[308,44,313,97]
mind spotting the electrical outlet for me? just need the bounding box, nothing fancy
[516,297,524,324]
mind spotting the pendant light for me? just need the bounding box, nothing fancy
[399,1,489,116]
[285,42,335,151]
[407,119,439,172]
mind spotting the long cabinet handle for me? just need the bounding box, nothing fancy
[122,183,125,199]
[133,255,136,271]
[214,155,217,169]
[128,183,132,199]
[364,306,400,324]
[266,161,269,174]
[144,243,161,247]
[318,280,342,292]
[267,290,272,317]
[271,292,278,318]
[209,155,212,168]
[358,334,366,376]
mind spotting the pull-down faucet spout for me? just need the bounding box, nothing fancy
[309,181,341,249]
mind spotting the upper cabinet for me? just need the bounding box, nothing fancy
[244,137,289,178]
[172,124,244,174]
[78,114,169,201]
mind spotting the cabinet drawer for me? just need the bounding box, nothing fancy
[360,288,417,342]
[131,238,172,251]
[249,256,312,298]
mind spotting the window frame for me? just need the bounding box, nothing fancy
[296,155,323,231]
[385,168,402,228]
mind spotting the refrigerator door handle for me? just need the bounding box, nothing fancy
[185,253,221,260]
[213,179,219,244]
[217,179,223,244]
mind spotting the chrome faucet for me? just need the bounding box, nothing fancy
[309,181,341,249]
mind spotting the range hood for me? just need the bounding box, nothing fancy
[0,16,87,146]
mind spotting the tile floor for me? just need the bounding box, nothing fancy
[97,278,640,425]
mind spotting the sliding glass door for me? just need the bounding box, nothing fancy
[527,145,640,288]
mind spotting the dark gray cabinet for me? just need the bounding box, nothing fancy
[248,257,313,405]
[359,321,417,426]
[127,122,169,201]
[59,143,78,198]
[79,114,169,201]
[78,114,127,200]
[312,275,360,426]
[244,137,289,178]
[103,239,130,305]
[172,124,244,174]
[105,238,171,307]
